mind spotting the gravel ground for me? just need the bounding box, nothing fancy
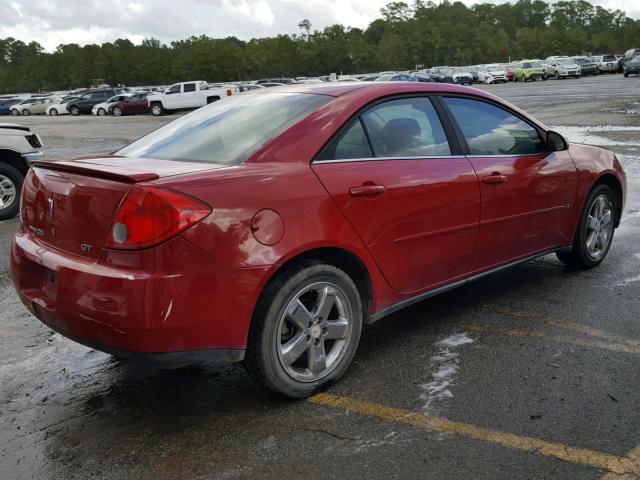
[1,74,639,480]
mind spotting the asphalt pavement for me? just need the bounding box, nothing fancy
[1,74,639,479]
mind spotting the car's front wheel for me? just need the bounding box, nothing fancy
[245,261,363,397]
[112,107,123,116]
[557,184,617,269]
[97,108,107,116]
[0,163,23,220]
[70,106,80,116]
[49,108,58,116]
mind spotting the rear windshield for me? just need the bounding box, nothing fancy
[117,92,331,164]
[603,55,616,61]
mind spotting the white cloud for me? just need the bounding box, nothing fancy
[0,0,638,52]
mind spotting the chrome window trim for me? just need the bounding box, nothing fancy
[313,155,468,164]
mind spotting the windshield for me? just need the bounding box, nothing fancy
[486,64,502,70]
[117,92,332,165]
[556,58,575,65]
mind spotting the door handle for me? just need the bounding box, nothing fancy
[482,173,508,184]
[349,185,385,197]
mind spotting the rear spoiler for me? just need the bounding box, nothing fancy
[31,160,159,183]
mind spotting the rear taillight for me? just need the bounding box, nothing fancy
[226,89,232,96]
[105,186,210,250]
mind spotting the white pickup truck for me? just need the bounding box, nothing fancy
[147,81,238,116]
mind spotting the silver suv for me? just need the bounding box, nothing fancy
[0,123,44,219]
[591,54,618,73]
[545,56,581,79]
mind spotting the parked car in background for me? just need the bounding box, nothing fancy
[430,66,454,83]
[238,84,265,92]
[0,98,23,115]
[147,81,237,116]
[468,66,480,83]
[572,57,599,76]
[591,54,618,73]
[256,78,295,85]
[477,64,507,84]
[623,56,640,77]
[361,75,380,82]
[260,82,287,88]
[619,49,640,71]
[514,61,545,81]
[451,68,473,85]
[375,74,418,82]
[92,94,132,116]
[46,96,79,116]
[545,57,581,78]
[67,88,126,115]
[111,93,150,116]
[504,63,518,81]
[0,123,43,219]
[12,97,61,116]
[11,82,626,398]
[413,73,432,82]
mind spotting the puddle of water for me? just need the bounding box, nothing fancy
[420,333,473,415]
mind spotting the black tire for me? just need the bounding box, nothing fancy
[624,71,629,77]
[150,102,164,116]
[97,108,107,116]
[112,106,122,116]
[206,96,220,104]
[69,105,80,116]
[11,109,19,116]
[556,184,617,269]
[245,260,363,398]
[23,109,30,116]
[49,108,58,116]
[0,163,23,220]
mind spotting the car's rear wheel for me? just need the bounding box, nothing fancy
[557,184,617,269]
[97,108,107,116]
[10,109,19,116]
[112,106,123,116]
[245,261,363,398]
[70,106,80,116]
[23,109,30,116]
[0,163,23,220]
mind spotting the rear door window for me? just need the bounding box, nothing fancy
[361,97,451,157]
[184,83,196,92]
[443,97,544,155]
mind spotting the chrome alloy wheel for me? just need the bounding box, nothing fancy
[0,174,17,209]
[276,282,352,382]
[585,194,613,260]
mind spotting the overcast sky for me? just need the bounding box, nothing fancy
[1,0,639,51]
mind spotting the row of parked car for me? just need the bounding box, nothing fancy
[2,48,639,118]
[0,81,240,117]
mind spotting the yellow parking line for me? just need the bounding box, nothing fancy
[467,324,640,354]
[483,304,640,348]
[601,444,640,479]
[308,393,639,476]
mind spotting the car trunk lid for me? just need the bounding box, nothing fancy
[22,157,222,259]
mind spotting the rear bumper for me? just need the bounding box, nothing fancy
[11,231,269,357]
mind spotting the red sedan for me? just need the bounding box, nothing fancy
[11,83,626,397]
[111,92,149,116]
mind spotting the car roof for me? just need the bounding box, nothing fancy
[268,82,493,98]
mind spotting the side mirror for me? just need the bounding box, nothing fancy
[164,89,172,94]
[547,130,568,152]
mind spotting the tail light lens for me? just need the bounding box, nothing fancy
[226,89,232,96]
[105,186,210,250]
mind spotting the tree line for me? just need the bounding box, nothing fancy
[1,0,639,93]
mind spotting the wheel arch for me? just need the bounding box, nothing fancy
[0,148,29,176]
[593,172,623,227]
[256,246,374,325]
